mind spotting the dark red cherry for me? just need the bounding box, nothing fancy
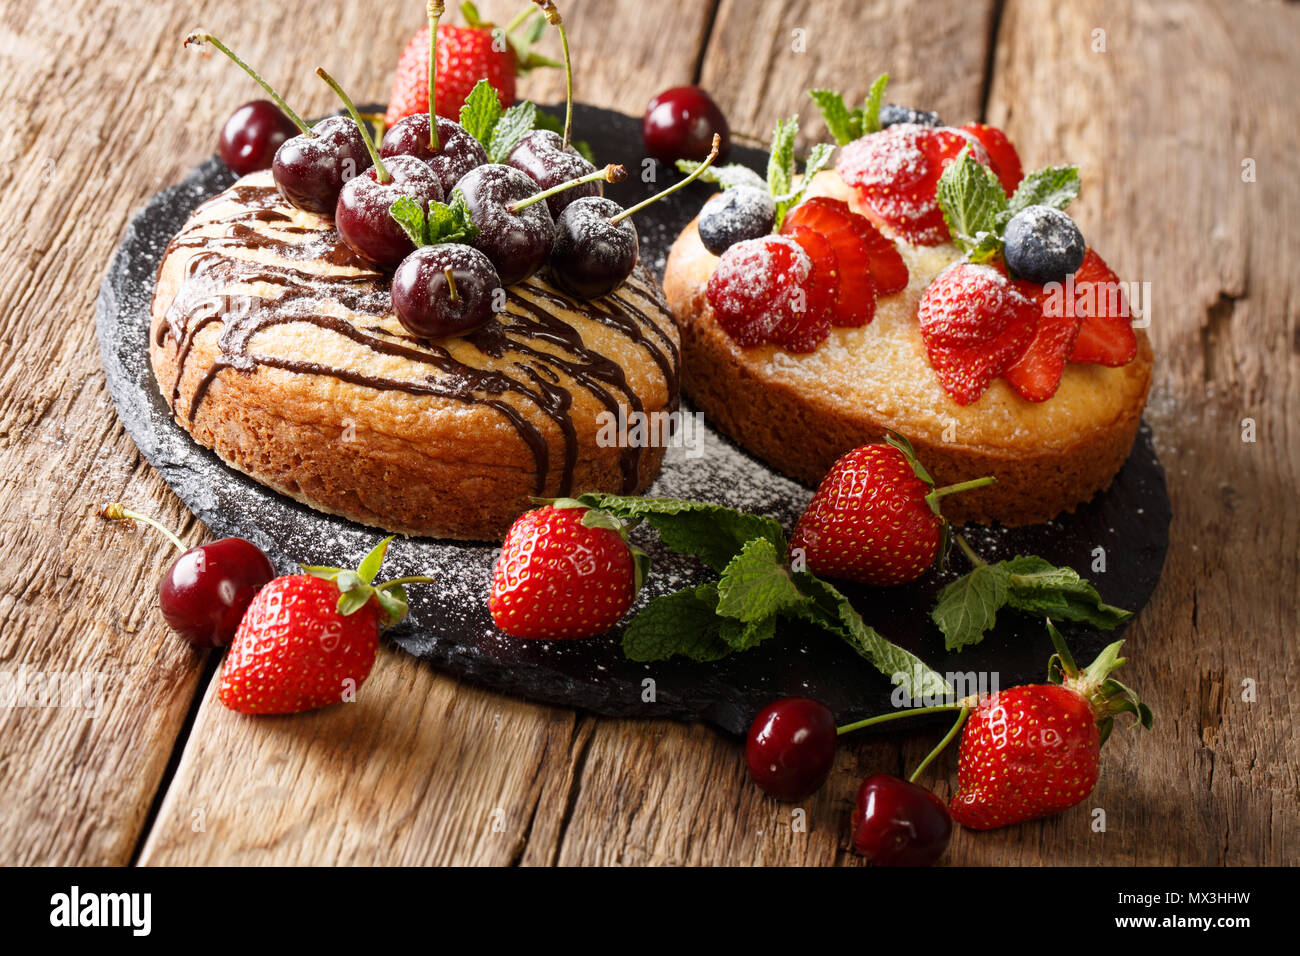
[335,155,444,268]
[851,775,953,867]
[643,86,731,164]
[392,243,501,338]
[380,114,488,196]
[549,197,637,299]
[219,100,298,176]
[745,697,837,801]
[457,163,554,285]
[159,538,276,648]
[506,129,601,218]
[272,115,373,214]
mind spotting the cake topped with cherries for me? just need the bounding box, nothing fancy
[665,76,1151,525]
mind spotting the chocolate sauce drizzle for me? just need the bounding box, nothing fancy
[155,182,679,496]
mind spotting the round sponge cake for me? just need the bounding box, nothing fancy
[664,171,1153,526]
[150,171,680,541]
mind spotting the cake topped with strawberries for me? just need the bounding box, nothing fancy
[664,75,1151,526]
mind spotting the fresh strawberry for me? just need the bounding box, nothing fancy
[784,195,908,307]
[917,263,1038,404]
[707,235,827,351]
[1067,249,1138,366]
[789,433,993,587]
[776,226,841,343]
[836,125,990,245]
[1002,280,1083,402]
[784,220,875,329]
[219,537,425,715]
[950,624,1151,830]
[385,4,558,125]
[959,123,1024,196]
[490,502,648,639]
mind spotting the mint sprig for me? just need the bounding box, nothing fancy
[808,72,890,145]
[458,79,580,164]
[673,115,837,230]
[389,189,480,248]
[459,78,503,145]
[580,492,950,699]
[932,552,1131,651]
[935,149,1081,263]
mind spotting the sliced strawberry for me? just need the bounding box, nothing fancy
[959,123,1024,196]
[780,225,842,334]
[1067,249,1138,366]
[707,235,823,349]
[837,125,990,246]
[1002,281,1082,402]
[918,263,1038,404]
[782,203,877,326]
[846,212,909,295]
[927,309,1037,405]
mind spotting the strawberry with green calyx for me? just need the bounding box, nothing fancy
[385,1,559,126]
[789,432,996,587]
[489,499,649,640]
[948,620,1152,830]
[219,537,433,715]
[931,532,1132,652]
[678,115,836,231]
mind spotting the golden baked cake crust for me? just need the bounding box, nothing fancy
[664,171,1153,526]
[150,171,680,540]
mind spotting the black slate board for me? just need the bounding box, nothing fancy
[96,104,1170,735]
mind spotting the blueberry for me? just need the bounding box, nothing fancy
[1003,205,1087,284]
[697,186,776,256]
[879,104,941,128]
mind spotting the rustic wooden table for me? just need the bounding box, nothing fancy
[0,0,1295,867]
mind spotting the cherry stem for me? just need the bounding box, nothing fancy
[607,134,721,225]
[538,2,574,147]
[835,703,964,737]
[908,706,969,783]
[427,0,443,152]
[316,67,389,183]
[954,532,986,568]
[444,267,459,302]
[99,503,185,553]
[508,163,626,213]
[185,32,312,136]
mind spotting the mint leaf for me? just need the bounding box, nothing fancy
[932,554,1131,650]
[793,574,953,701]
[862,72,889,135]
[459,78,503,146]
[673,160,767,191]
[1004,165,1080,221]
[1002,555,1132,629]
[577,493,785,573]
[715,538,805,622]
[936,146,1008,253]
[809,89,859,146]
[622,583,731,662]
[931,563,1010,651]
[488,100,537,163]
[777,142,835,213]
[765,116,798,202]
[424,188,480,245]
[720,615,777,652]
[389,196,428,248]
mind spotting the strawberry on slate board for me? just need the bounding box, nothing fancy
[788,433,993,587]
[219,537,430,715]
[489,500,648,640]
[950,622,1152,830]
[385,1,559,125]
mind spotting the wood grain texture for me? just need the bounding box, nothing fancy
[700,0,998,147]
[0,0,1296,867]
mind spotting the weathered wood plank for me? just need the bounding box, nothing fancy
[699,0,998,147]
